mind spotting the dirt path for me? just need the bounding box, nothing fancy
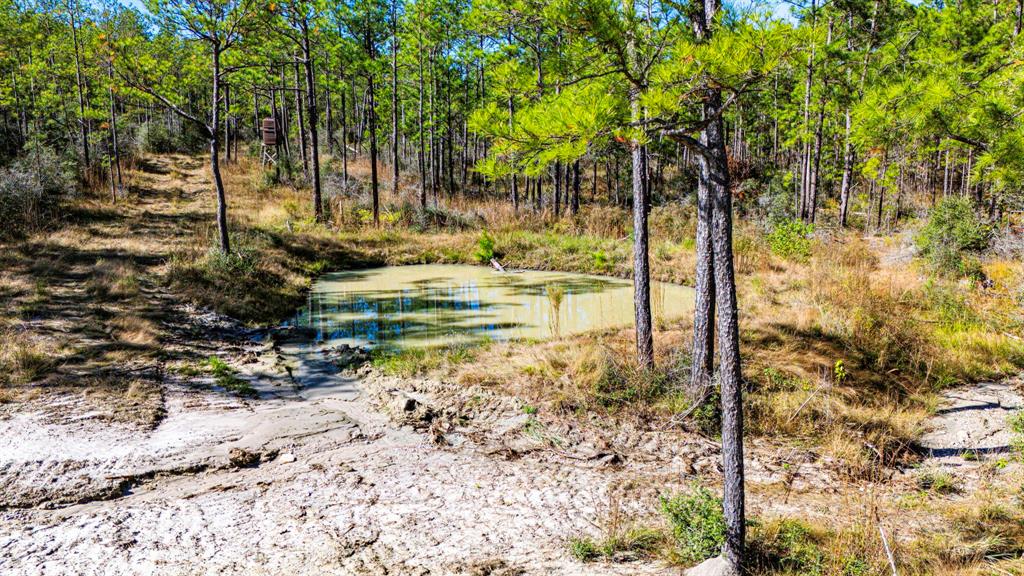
[1,324,685,575]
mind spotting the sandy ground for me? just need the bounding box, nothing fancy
[1,325,688,576]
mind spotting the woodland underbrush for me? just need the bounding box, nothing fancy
[571,484,1024,574]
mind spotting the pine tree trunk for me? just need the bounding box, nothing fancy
[571,160,580,215]
[391,0,400,196]
[509,91,518,212]
[302,21,322,222]
[630,90,653,368]
[367,32,380,227]
[294,56,308,179]
[693,1,745,570]
[69,3,90,169]
[340,69,348,186]
[211,48,230,254]
[708,100,745,571]
[417,41,427,209]
[838,107,854,227]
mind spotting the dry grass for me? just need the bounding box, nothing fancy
[0,329,56,389]
[86,259,141,301]
[105,314,159,347]
[68,376,165,428]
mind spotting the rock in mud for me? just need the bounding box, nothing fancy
[228,448,260,468]
[685,556,739,576]
[390,392,437,427]
[322,344,369,369]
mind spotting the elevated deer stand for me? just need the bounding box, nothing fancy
[260,117,279,177]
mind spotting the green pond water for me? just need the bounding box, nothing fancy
[285,264,695,350]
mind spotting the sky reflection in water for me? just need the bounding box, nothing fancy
[286,264,695,350]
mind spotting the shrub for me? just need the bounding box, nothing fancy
[136,122,177,154]
[0,147,75,239]
[475,230,496,263]
[917,197,992,278]
[660,486,726,565]
[767,219,814,261]
[135,119,207,154]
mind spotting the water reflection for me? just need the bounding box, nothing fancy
[285,264,694,350]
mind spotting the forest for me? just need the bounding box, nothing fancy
[2,0,1024,574]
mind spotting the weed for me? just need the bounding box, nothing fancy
[371,343,479,377]
[475,230,496,263]
[1009,411,1024,435]
[0,332,54,386]
[749,518,824,575]
[206,356,257,398]
[917,470,960,495]
[546,283,566,336]
[567,528,663,563]
[767,219,814,261]
[660,486,726,565]
[568,537,600,561]
[917,197,992,278]
[833,360,847,385]
[690,387,722,437]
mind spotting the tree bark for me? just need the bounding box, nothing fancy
[571,159,581,215]
[301,20,322,222]
[212,48,230,254]
[294,55,308,179]
[107,63,123,202]
[692,0,744,570]
[366,28,380,226]
[708,91,744,571]
[69,1,90,169]
[630,91,653,368]
[391,0,400,197]
[838,107,854,227]
[417,39,427,209]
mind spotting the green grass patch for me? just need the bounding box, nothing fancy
[206,356,257,398]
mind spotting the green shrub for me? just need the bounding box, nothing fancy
[917,197,992,278]
[475,230,496,263]
[660,486,726,565]
[591,249,612,272]
[0,146,75,239]
[1009,411,1024,435]
[924,282,978,330]
[750,519,824,575]
[767,219,814,261]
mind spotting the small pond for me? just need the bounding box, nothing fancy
[285,264,694,350]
